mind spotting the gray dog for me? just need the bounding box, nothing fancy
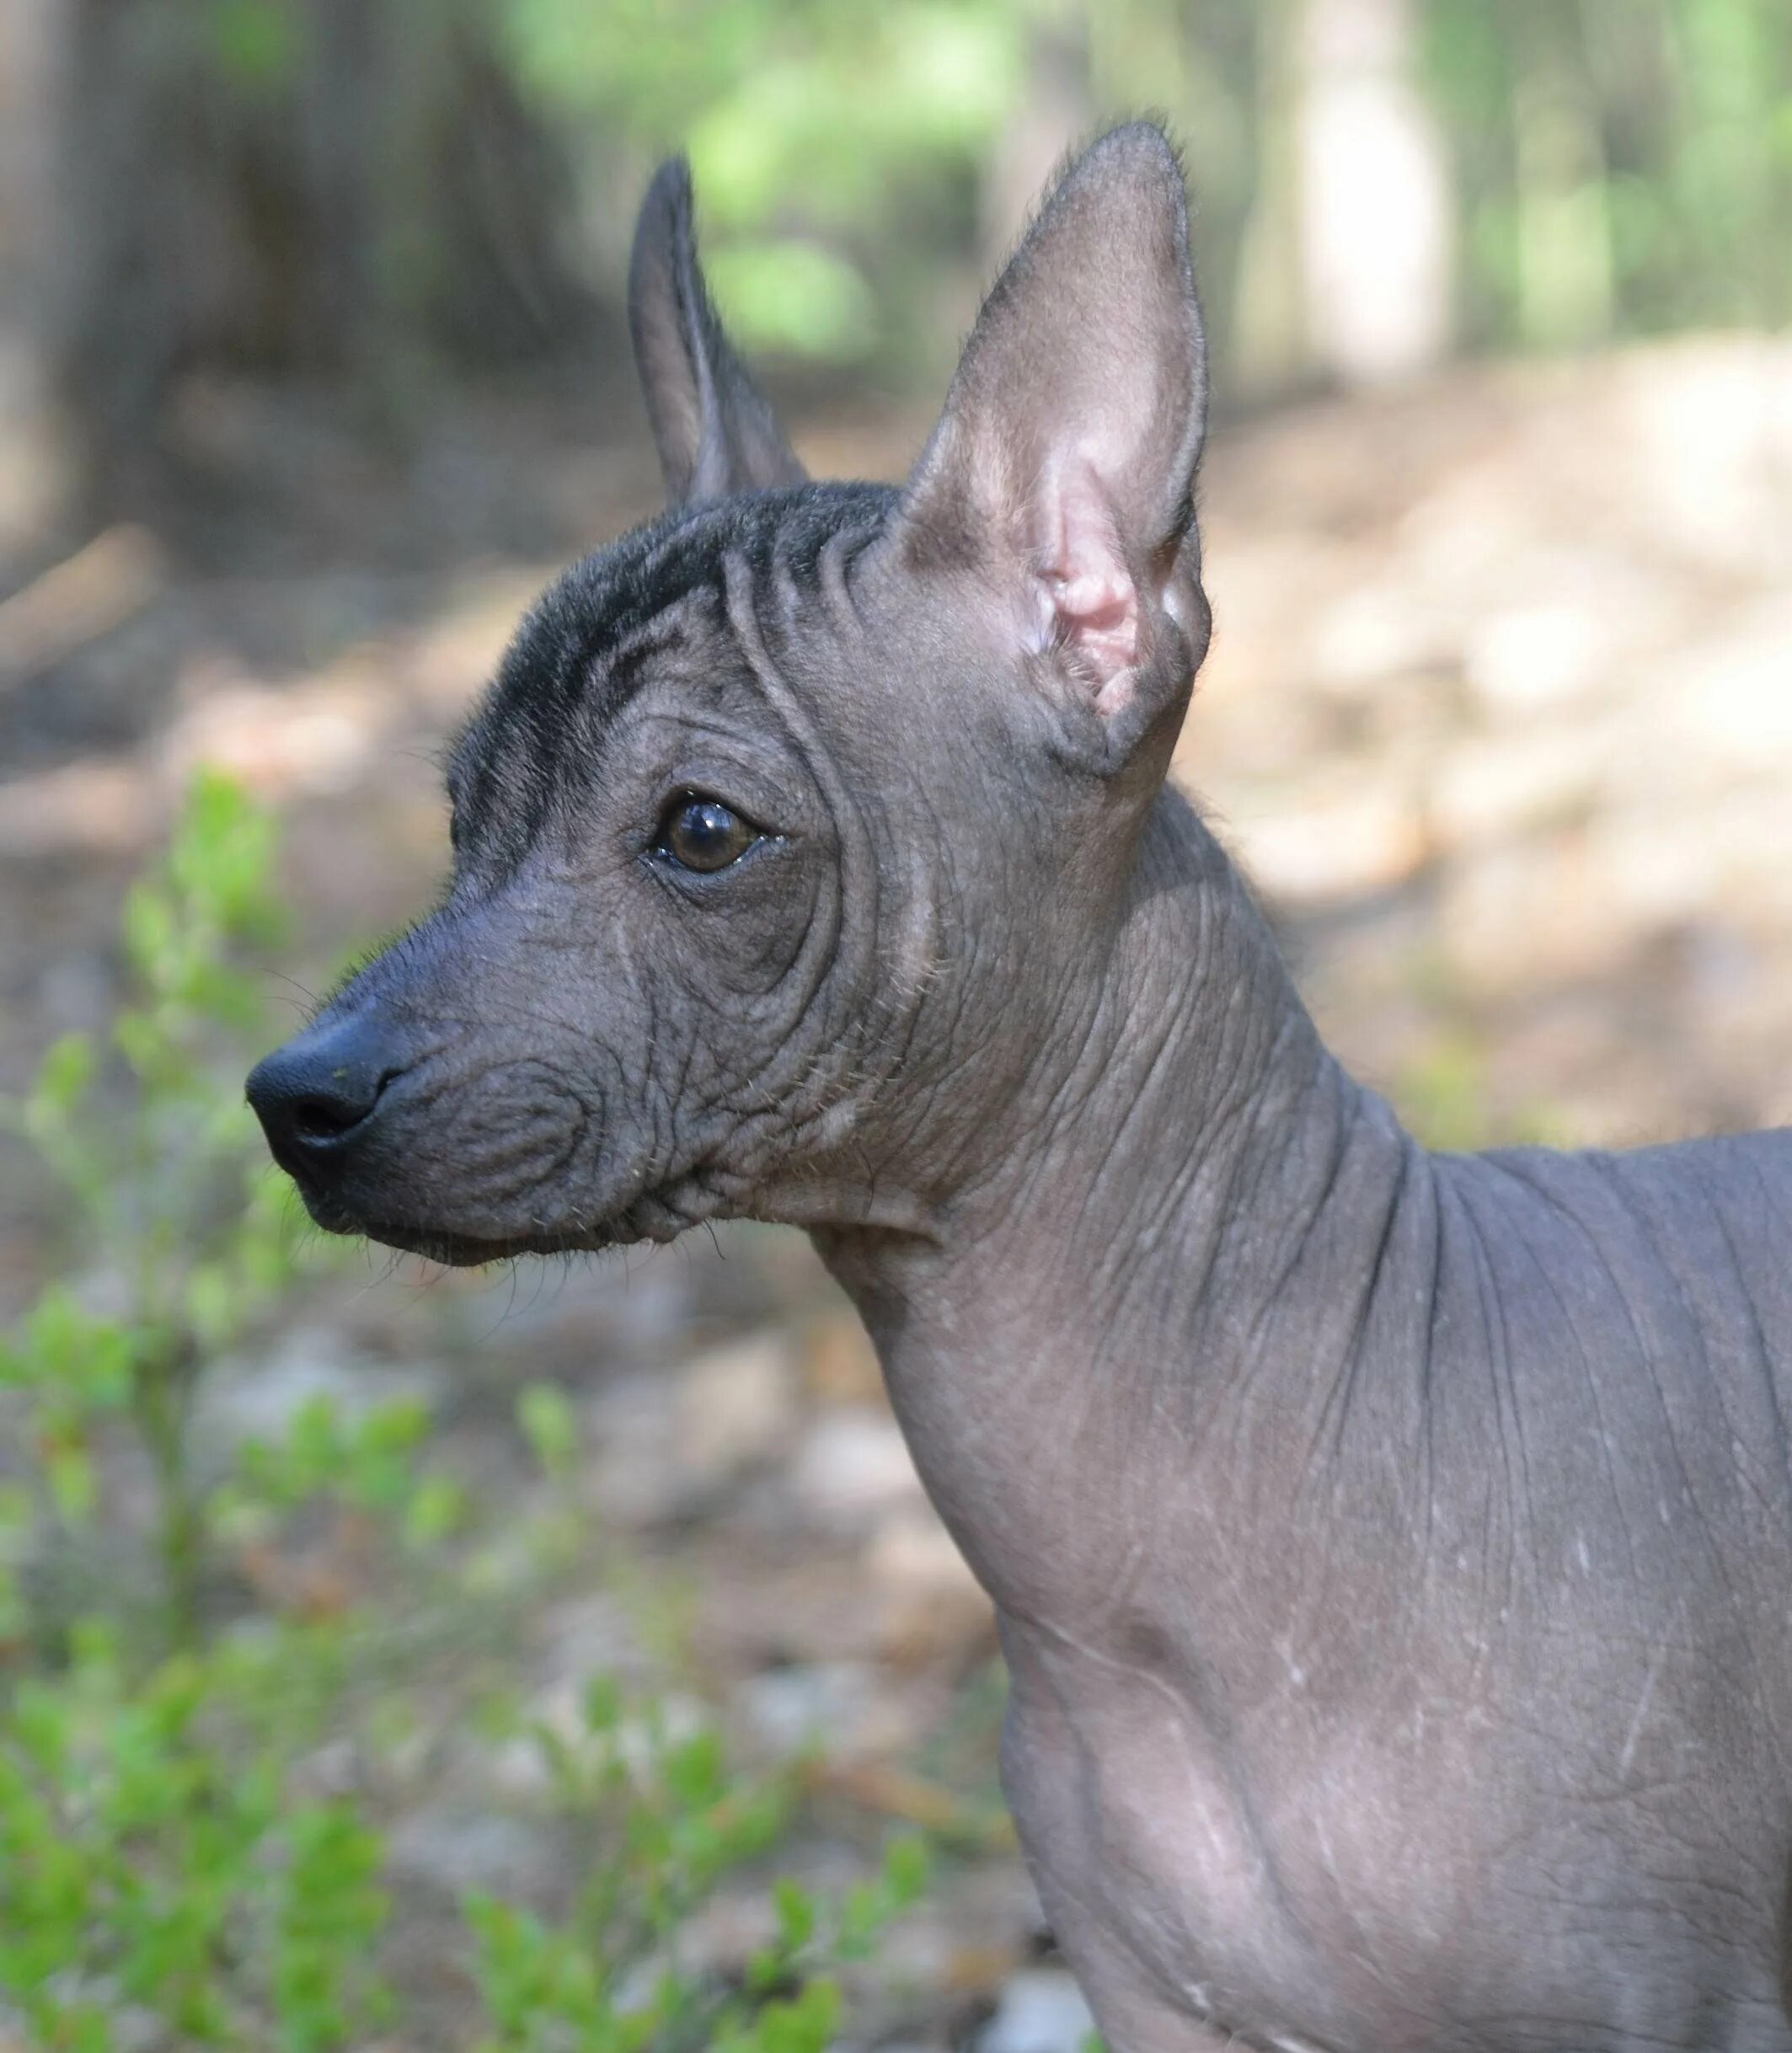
[249,126,1792,2053]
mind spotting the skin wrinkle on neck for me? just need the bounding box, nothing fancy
[955,799,1328,1273]
[820,781,1433,1655]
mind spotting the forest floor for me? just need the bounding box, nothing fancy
[3,335,1792,2049]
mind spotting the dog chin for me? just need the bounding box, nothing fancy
[363,1219,618,1267]
[294,1188,617,1267]
[377,1223,610,1266]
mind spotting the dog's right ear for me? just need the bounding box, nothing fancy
[629,158,807,508]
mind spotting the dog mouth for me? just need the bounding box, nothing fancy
[284,1149,720,1267]
[361,1220,612,1268]
[292,1179,626,1269]
[284,1181,600,1267]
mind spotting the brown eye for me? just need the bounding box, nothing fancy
[658,794,759,873]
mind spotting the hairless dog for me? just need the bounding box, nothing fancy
[249,126,1792,2053]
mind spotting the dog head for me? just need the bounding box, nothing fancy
[247,125,1210,1263]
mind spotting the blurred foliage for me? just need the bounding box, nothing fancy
[0,778,932,2051]
[0,771,302,1647]
[1394,1029,1568,1153]
[497,0,1029,368]
[37,0,1792,478]
[482,0,1792,376]
[1427,0,1792,345]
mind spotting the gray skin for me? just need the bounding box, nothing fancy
[247,126,1792,2052]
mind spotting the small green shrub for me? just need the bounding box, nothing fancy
[0,1616,388,2052]
[2,769,304,1649]
[0,774,932,2051]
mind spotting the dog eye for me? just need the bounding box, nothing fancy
[657,794,760,873]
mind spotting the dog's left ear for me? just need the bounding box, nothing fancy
[896,123,1208,740]
[629,158,807,507]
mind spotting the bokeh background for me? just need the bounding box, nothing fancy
[3,4,1792,2050]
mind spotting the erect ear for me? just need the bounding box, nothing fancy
[898,123,1208,730]
[629,158,808,507]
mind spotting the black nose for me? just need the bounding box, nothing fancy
[246,1018,409,1178]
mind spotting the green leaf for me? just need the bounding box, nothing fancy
[111,1005,171,1079]
[755,1975,842,2053]
[402,1473,466,1551]
[184,1262,240,1353]
[772,1874,816,1952]
[574,1675,618,1737]
[45,1439,97,1525]
[705,239,874,358]
[881,1831,929,1906]
[169,770,285,943]
[32,1033,96,1117]
[661,1724,726,1808]
[120,883,179,986]
[208,0,302,93]
[516,1382,579,1481]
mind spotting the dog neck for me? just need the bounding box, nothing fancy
[813,789,1414,1628]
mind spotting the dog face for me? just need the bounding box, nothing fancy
[247,128,1210,1263]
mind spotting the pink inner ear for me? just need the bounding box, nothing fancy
[1033,455,1142,698]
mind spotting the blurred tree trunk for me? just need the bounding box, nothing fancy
[0,0,63,557]
[1233,0,1309,398]
[43,0,592,500]
[1292,0,1454,383]
[980,6,1092,265]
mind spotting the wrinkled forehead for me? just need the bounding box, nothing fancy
[446,482,896,865]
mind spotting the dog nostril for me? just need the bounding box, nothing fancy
[247,1037,407,1161]
[291,1091,372,1141]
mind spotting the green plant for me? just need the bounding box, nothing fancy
[2,770,308,1649]
[0,1616,389,2053]
[0,776,940,2051]
[0,1372,930,2053]
[466,1691,928,2053]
